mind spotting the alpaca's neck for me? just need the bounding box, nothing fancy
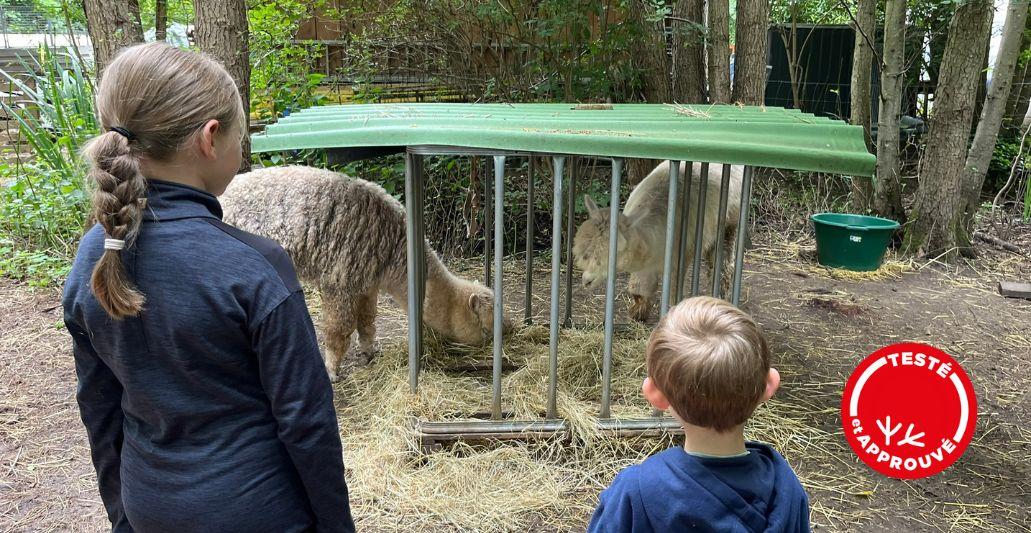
[386,246,462,333]
[619,224,653,272]
[423,264,465,334]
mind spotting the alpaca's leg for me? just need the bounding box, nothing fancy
[627,271,660,322]
[354,290,379,362]
[705,230,738,298]
[321,290,357,382]
[720,225,737,298]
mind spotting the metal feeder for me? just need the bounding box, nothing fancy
[252,103,875,448]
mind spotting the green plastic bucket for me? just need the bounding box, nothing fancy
[810,213,900,271]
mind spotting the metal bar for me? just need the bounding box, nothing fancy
[420,419,568,435]
[675,161,693,302]
[711,164,732,298]
[416,156,427,361]
[524,157,535,324]
[596,416,683,434]
[407,145,533,157]
[600,158,623,419]
[483,157,492,288]
[659,160,680,318]
[417,416,681,437]
[547,157,566,419]
[492,156,506,420]
[563,157,577,327]
[690,162,709,296]
[404,153,424,391]
[732,167,754,306]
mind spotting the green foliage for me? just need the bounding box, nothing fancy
[986,136,1027,194]
[339,0,645,102]
[0,44,94,284]
[770,0,849,25]
[1025,171,1030,220]
[0,238,72,287]
[137,0,193,29]
[0,0,85,31]
[248,0,328,120]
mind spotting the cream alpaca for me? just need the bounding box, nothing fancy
[573,161,742,322]
[221,165,513,380]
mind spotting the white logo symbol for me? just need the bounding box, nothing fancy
[877,415,926,448]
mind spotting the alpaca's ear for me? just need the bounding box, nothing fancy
[583,195,600,218]
[468,292,484,313]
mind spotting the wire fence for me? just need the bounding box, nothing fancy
[0,5,85,34]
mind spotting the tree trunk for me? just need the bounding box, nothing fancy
[81,0,144,76]
[1003,14,1031,137]
[849,0,874,145]
[707,0,731,104]
[972,44,990,135]
[848,0,876,212]
[1004,60,1031,136]
[631,0,672,103]
[628,0,672,184]
[194,0,250,171]
[956,1,1029,256]
[671,0,705,104]
[904,0,993,260]
[872,0,906,222]
[732,0,769,105]
[155,0,167,41]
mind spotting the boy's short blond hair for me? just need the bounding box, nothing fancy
[646,296,770,432]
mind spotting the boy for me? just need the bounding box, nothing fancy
[588,296,810,532]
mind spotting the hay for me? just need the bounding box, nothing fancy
[750,235,915,282]
[667,103,713,118]
[804,258,913,281]
[331,315,866,531]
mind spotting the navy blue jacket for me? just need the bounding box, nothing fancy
[588,442,810,533]
[62,180,354,533]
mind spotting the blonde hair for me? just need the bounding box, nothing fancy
[646,296,770,432]
[83,42,245,319]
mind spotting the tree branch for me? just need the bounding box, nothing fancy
[837,0,883,69]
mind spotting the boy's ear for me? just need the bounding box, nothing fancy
[642,377,670,411]
[761,368,781,403]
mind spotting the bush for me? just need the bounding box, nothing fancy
[0,238,72,288]
[249,0,329,120]
[339,154,625,259]
[0,44,95,284]
[985,135,1026,195]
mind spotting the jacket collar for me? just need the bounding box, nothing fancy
[142,179,223,221]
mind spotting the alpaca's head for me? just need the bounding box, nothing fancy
[442,279,514,345]
[573,195,634,289]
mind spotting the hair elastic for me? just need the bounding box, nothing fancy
[109,126,136,141]
[104,238,126,251]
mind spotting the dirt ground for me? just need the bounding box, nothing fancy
[1,229,1029,532]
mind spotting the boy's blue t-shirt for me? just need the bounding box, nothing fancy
[588,442,810,533]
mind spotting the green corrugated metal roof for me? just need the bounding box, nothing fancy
[251,103,875,177]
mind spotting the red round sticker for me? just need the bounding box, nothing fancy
[841,342,977,479]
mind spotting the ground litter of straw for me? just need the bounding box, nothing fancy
[1,230,1029,532]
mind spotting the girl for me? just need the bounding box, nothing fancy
[62,42,354,532]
